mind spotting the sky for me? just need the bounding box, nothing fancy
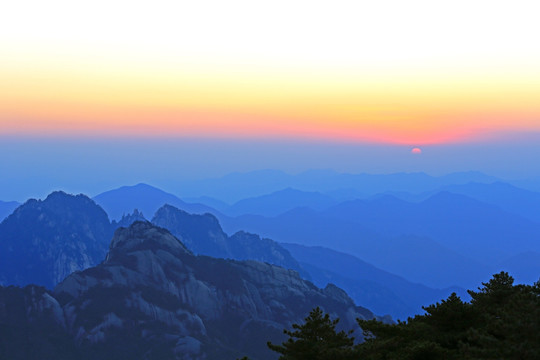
[1,0,540,200]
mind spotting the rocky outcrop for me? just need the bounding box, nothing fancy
[0,222,379,360]
[0,192,113,288]
[112,208,147,229]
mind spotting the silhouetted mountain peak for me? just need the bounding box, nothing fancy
[10,191,111,223]
[0,191,113,288]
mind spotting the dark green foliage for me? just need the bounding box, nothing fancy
[267,307,356,360]
[357,272,540,360]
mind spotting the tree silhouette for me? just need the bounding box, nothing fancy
[267,307,356,360]
[357,272,540,360]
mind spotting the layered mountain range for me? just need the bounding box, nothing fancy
[0,221,382,360]
[91,179,540,288]
[2,173,539,324]
[0,190,470,320]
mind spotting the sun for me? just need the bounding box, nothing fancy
[411,147,422,154]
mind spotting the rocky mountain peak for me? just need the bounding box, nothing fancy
[48,221,379,359]
[107,221,192,259]
[0,191,113,289]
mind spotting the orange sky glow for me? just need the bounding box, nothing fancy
[2,0,540,145]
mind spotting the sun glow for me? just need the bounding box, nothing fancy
[1,0,540,144]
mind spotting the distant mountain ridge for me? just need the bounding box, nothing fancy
[322,191,540,263]
[438,181,540,223]
[174,169,500,203]
[224,188,337,217]
[218,204,493,289]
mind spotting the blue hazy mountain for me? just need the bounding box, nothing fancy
[509,176,540,193]
[438,182,540,223]
[321,192,540,264]
[182,195,232,213]
[218,207,491,289]
[218,191,540,288]
[0,222,382,360]
[225,188,338,216]
[0,200,19,221]
[175,169,499,203]
[281,243,467,320]
[93,183,217,221]
[0,192,113,288]
[381,181,540,223]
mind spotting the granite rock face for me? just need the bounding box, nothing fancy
[0,192,113,288]
[1,222,380,360]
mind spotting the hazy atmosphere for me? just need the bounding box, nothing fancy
[3,135,540,201]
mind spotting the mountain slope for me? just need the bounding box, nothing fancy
[0,221,382,360]
[0,192,113,289]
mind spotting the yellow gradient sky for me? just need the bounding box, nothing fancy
[1,0,540,145]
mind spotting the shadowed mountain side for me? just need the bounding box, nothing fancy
[93,183,218,221]
[225,188,338,217]
[281,243,468,320]
[322,192,540,263]
[152,205,306,277]
[218,208,491,289]
[0,200,19,222]
[0,192,113,289]
[17,221,381,360]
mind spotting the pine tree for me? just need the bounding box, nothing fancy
[267,307,356,360]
